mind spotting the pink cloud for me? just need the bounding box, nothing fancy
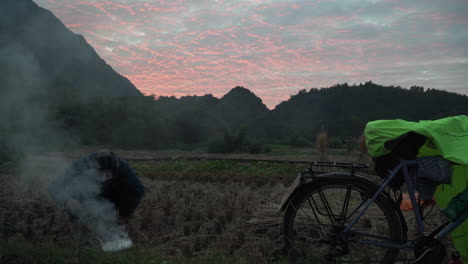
[34,0,468,108]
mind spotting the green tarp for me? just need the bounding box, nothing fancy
[365,115,468,165]
[364,115,468,260]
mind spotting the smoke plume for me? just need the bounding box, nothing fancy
[0,0,128,245]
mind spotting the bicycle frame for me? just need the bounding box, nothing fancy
[343,160,467,251]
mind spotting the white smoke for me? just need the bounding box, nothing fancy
[42,163,133,248]
[0,1,131,249]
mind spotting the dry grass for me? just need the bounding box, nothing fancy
[0,162,289,264]
[315,129,328,161]
[131,178,286,261]
[0,150,454,263]
[356,133,371,164]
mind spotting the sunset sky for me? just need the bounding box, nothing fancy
[35,0,468,108]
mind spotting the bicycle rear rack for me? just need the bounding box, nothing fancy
[308,161,375,176]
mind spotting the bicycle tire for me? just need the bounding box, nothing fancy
[283,175,405,263]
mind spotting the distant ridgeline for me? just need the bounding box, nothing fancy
[271,81,468,139]
[39,84,468,151]
[0,0,467,154]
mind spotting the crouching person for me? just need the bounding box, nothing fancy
[48,150,145,251]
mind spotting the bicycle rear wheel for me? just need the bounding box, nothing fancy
[283,176,404,263]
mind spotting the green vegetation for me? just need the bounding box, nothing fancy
[288,135,312,148]
[262,144,314,156]
[0,240,272,264]
[0,240,163,264]
[207,128,271,154]
[131,159,306,184]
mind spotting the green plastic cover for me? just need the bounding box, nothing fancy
[365,115,468,164]
[364,115,468,260]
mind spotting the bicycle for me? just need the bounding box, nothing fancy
[279,160,467,263]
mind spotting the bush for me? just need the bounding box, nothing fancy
[345,137,358,153]
[328,136,346,148]
[207,139,233,154]
[248,143,272,154]
[289,135,312,147]
[207,129,270,154]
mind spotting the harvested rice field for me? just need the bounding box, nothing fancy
[0,149,451,263]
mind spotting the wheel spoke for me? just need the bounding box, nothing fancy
[283,179,403,263]
[339,186,352,224]
[317,188,336,224]
[297,198,329,240]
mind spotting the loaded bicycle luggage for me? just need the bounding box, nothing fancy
[367,115,468,261]
[279,115,468,263]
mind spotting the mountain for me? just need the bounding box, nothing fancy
[221,86,268,112]
[149,87,270,143]
[270,82,468,140]
[0,0,143,158]
[219,86,269,131]
[0,0,142,103]
[143,83,468,148]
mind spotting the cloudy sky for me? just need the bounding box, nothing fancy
[35,0,468,108]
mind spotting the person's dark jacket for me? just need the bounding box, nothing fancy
[49,151,145,217]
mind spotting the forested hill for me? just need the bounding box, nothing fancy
[0,0,142,159]
[270,81,468,139]
[0,0,142,102]
[78,83,464,150]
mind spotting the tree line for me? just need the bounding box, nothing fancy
[1,83,467,160]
